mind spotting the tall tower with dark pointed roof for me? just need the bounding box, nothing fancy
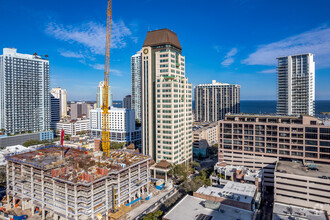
[141,29,193,164]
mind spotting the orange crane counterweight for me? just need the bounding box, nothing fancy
[102,0,112,157]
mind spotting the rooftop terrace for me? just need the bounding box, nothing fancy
[196,182,257,205]
[163,195,253,220]
[276,161,330,179]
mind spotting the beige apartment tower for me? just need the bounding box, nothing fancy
[141,29,193,164]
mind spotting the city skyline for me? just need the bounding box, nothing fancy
[1,0,330,101]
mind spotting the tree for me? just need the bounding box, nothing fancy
[190,161,201,169]
[142,210,163,220]
[135,119,141,127]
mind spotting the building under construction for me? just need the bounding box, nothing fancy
[5,145,151,219]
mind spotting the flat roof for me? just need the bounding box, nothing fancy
[273,203,327,220]
[276,161,330,179]
[6,146,150,183]
[196,182,256,204]
[163,195,253,220]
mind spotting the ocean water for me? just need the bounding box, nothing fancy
[116,100,330,117]
[240,100,330,116]
[191,100,330,117]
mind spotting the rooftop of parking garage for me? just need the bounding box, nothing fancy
[276,161,330,179]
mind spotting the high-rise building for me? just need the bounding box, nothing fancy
[277,54,315,116]
[141,28,193,164]
[123,95,131,109]
[131,51,142,121]
[217,114,330,188]
[71,102,90,120]
[50,87,67,118]
[96,81,113,108]
[195,80,240,122]
[89,107,141,148]
[50,94,60,130]
[0,48,50,134]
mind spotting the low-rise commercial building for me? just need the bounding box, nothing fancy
[211,164,262,191]
[274,161,330,215]
[163,181,260,220]
[273,203,327,220]
[218,114,330,188]
[0,131,54,148]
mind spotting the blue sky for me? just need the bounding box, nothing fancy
[1,0,330,101]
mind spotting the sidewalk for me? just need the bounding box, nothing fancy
[126,188,176,220]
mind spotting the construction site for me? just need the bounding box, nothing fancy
[3,145,151,219]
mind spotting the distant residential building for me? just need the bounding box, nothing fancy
[163,182,260,220]
[0,131,54,148]
[50,94,60,130]
[0,48,50,134]
[123,95,131,109]
[277,54,315,116]
[218,114,330,189]
[89,107,141,148]
[131,51,142,121]
[274,161,330,216]
[195,80,240,121]
[50,87,67,118]
[56,119,89,136]
[96,81,113,108]
[192,122,218,158]
[142,28,193,164]
[71,102,90,119]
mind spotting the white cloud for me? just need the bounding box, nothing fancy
[221,48,238,66]
[90,64,104,70]
[213,45,221,53]
[89,64,123,76]
[257,69,276,74]
[243,26,330,68]
[46,20,132,55]
[59,50,84,58]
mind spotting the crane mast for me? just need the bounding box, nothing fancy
[102,0,112,157]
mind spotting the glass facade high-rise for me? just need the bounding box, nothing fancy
[50,87,67,119]
[131,51,142,121]
[277,54,315,116]
[96,81,113,108]
[0,48,50,134]
[142,29,193,164]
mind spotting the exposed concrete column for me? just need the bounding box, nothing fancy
[52,179,56,216]
[147,161,150,194]
[74,185,78,220]
[165,171,167,182]
[128,167,131,203]
[41,170,45,219]
[138,164,140,180]
[117,174,121,205]
[30,167,34,215]
[11,162,15,207]
[105,179,109,217]
[65,183,68,219]
[91,184,94,220]
[6,163,9,203]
